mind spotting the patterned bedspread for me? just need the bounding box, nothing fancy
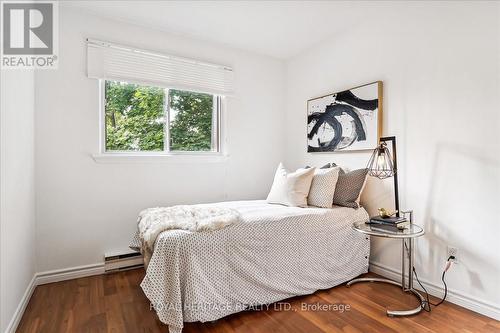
[130,200,370,333]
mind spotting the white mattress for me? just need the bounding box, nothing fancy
[133,200,370,333]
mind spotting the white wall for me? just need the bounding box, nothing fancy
[34,7,285,272]
[0,71,36,331]
[285,2,500,315]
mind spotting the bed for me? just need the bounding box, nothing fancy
[131,200,370,333]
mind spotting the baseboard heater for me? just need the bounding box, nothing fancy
[104,249,144,273]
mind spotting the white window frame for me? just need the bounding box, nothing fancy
[94,80,227,163]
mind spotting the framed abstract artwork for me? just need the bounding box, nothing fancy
[307,81,383,152]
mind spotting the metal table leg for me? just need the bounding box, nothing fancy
[346,237,424,317]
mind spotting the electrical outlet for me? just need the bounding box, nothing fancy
[447,246,459,263]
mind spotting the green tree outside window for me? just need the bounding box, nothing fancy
[105,81,215,152]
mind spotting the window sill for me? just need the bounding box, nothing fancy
[91,152,229,164]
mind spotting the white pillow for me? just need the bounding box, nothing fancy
[266,163,315,207]
[307,167,340,208]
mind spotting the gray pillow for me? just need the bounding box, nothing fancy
[332,168,368,208]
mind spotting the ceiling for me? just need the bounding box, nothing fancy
[62,1,382,59]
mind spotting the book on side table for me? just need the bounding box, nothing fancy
[367,215,410,230]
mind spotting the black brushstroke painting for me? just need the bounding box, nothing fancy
[307,82,380,152]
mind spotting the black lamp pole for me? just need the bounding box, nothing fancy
[379,136,400,218]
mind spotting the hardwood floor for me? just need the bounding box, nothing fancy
[17,269,498,333]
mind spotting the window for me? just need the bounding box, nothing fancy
[103,80,220,153]
[88,39,232,159]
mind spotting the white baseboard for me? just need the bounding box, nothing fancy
[370,261,500,321]
[4,263,105,333]
[4,275,36,333]
[35,263,105,285]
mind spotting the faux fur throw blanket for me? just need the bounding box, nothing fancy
[137,205,241,264]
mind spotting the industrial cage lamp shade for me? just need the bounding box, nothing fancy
[367,141,396,179]
[367,136,400,217]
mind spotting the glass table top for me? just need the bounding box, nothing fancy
[353,221,424,238]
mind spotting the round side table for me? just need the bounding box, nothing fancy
[347,221,425,316]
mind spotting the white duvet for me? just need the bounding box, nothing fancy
[131,200,370,333]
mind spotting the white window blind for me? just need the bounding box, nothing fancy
[87,39,234,95]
